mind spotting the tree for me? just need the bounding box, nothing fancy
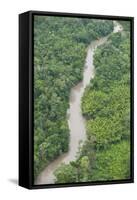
[54,163,78,183]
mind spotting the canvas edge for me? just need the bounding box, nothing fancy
[19,10,134,190]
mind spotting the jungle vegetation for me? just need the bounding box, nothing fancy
[34,16,130,183]
[54,21,131,183]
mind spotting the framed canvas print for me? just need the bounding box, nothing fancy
[19,11,134,189]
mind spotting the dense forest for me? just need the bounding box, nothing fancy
[34,16,114,179]
[54,22,131,183]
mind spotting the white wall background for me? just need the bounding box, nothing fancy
[0,0,136,199]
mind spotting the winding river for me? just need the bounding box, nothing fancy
[35,21,123,185]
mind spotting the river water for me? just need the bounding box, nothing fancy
[35,21,122,185]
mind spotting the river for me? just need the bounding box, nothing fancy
[35,21,122,185]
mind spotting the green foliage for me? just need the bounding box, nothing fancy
[81,24,131,180]
[54,141,130,183]
[54,156,92,183]
[82,90,108,118]
[54,163,78,183]
[34,16,113,178]
[55,21,131,183]
[86,83,130,149]
[91,141,130,181]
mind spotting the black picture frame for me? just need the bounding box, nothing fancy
[19,10,134,189]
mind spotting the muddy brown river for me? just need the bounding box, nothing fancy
[35,21,122,185]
